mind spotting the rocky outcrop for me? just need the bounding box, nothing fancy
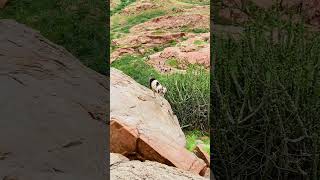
[110,153,207,180]
[111,1,210,62]
[148,33,210,73]
[121,2,159,15]
[0,19,108,179]
[110,68,208,174]
[110,32,186,62]
[131,14,209,33]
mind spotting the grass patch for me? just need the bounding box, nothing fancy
[185,130,210,154]
[111,0,136,16]
[178,0,210,5]
[192,28,209,33]
[111,55,210,132]
[0,0,107,75]
[111,55,158,86]
[151,30,167,35]
[112,10,166,34]
[193,39,206,46]
[181,26,209,34]
[166,58,180,68]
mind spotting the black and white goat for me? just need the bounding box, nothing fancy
[149,78,167,98]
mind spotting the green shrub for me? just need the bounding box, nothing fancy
[212,21,320,179]
[166,58,180,68]
[186,130,210,154]
[162,65,210,131]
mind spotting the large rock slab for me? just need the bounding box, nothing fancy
[110,153,207,180]
[110,119,207,174]
[0,19,108,180]
[110,67,185,147]
[110,68,207,174]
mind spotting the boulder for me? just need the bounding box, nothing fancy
[0,19,108,180]
[110,153,207,180]
[110,68,208,174]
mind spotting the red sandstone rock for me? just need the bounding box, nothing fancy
[110,48,135,63]
[147,35,210,72]
[121,2,159,15]
[110,118,207,175]
[138,134,207,174]
[110,32,186,62]
[131,14,209,33]
[110,119,139,154]
[194,144,210,166]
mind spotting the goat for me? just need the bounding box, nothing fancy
[149,78,167,98]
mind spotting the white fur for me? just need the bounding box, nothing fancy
[150,79,167,96]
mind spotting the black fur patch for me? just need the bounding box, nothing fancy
[149,78,156,88]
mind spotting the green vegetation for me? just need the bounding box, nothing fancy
[0,0,107,75]
[111,0,136,16]
[212,20,320,179]
[111,55,157,86]
[193,40,206,46]
[178,0,210,5]
[192,28,209,33]
[166,58,180,68]
[181,26,209,34]
[112,10,166,35]
[185,130,210,154]
[152,29,167,35]
[111,55,210,132]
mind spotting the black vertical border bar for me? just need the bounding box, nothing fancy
[210,0,218,179]
[210,0,223,179]
[106,0,111,179]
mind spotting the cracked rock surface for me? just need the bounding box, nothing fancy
[110,153,207,180]
[0,19,108,180]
